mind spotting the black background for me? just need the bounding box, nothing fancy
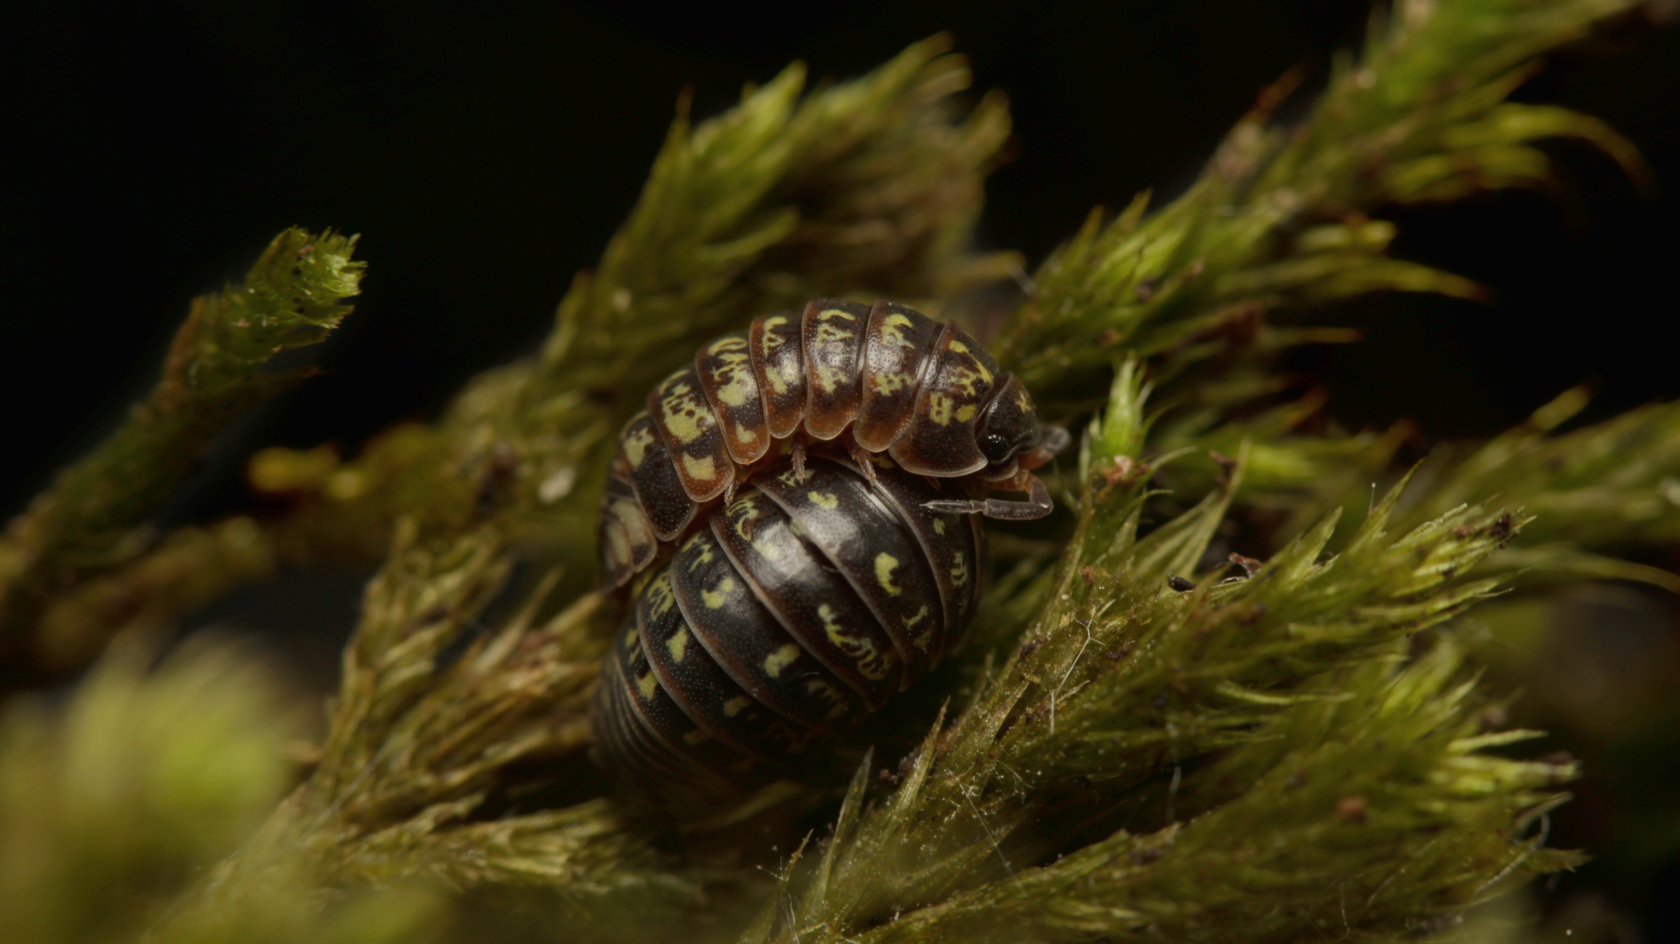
[4,0,1679,937]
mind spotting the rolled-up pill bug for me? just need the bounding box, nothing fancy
[591,451,988,798]
[597,298,1069,589]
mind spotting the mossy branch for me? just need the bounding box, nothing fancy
[152,522,701,938]
[1405,387,1680,547]
[995,0,1651,415]
[839,641,1579,944]
[747,442,1534,940]
[0,228,361,680]
[1156,384,1680,591]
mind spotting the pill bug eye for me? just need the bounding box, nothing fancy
[980,431,1013,463]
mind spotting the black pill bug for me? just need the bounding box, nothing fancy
[591,299,1067,798]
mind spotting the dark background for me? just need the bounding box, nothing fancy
[4,1,1678,939]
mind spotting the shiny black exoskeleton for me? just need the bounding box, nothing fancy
[592,452,987,797]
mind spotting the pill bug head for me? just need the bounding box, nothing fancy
[975,374,1064,471]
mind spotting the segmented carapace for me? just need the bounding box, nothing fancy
[592,452,987,794]
[597,299,1067,589]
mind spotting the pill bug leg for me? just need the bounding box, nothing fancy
[925,473,1055,520]
[845,438,881,488]
[789,439,807,482]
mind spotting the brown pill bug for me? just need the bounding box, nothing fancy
[591,451,988,799]
[597,299,1070,590]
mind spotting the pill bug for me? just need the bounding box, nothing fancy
[597,298,1068,590]
[591,450,988,798]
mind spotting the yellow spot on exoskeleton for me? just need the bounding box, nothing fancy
[732,503,779,560]
[667,626,689,663]
[659,380,713,444]
[723,696,752,717]
[604,523,629,567]
[623,628,640,650]
[681,452,718,483]
[875,553,902,595]
[811,315,857,393]
[683,729,711,745]
[645,574,677,616]
[874,370,913,396]
[945,340,995,385]
[758,317,801,395]
[956,403,977,424]
[814,363,842,394]
[951,555,969,586]
[636,671,658,699]
[736,423,758,443]
[808,491,838,509]
[820,603,892,681]
[773,357,800,395]
[944,365,988,397]
[609,498,648,540]
[933,518,946,535]
[806,680,851,720]
[905,603,934,650]
[772,356,799,393]
[716,376,751,407]
[763,644,800,677]
[683,535,716,571]
[623,424,656,468]
[711,343,755,407]
[702,576,735,609]
[927,392,954,425]
[732,503,759,536]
